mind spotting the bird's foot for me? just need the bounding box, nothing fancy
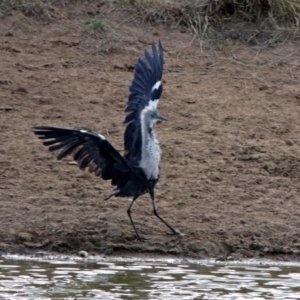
[166,229,180,236]
[134,234,149,242]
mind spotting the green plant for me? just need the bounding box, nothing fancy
[85,15,105,32]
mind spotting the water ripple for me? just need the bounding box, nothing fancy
[0,257,299,299]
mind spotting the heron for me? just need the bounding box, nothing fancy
[33,41,179,242]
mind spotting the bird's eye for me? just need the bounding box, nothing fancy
[151,114,155,118]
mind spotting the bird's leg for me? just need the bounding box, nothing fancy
[127,196,148,242]
[150,190,179,236]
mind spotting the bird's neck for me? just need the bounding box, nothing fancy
[143,125,157,147]
[148,127,153,137]
[139,124,161,179]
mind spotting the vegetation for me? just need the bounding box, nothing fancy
[85,16,105,32]
[123,0,300,45]
[2,0,300,29]
[1,0,299,46]
[125,0,300,31]
[0,0,67,19]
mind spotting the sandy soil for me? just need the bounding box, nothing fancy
[1,3,300,260]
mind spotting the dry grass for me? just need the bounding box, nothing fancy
[1,0,300,49]
[0,0,68,20]
[81,21,130,55]
[125,0,300,29]
[0,1,129,54]
[125,0,300,44]
[4,0,299,29]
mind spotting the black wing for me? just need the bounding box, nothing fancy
[123,41,164,164]
[33,126,131,186]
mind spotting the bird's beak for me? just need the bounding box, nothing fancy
[157,115,168,121]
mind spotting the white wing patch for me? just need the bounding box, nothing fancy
[149,99,159,108]
[79,130,106,140]
[151,80,161,92]
[149,80,161,108]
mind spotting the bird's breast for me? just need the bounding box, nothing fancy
[139,136,161,179]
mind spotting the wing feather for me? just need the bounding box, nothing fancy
[57,142,80,160]
[33,126,131,185]
[123,41,164,164]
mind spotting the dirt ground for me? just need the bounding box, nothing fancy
[1,3,300,261]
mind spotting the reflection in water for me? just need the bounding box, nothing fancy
[0,256,300,299]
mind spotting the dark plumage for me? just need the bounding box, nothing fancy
[33,41,178,241]
[124,41,164,164]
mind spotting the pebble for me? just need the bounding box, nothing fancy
[18,232,33,242]
[78,250,89,259]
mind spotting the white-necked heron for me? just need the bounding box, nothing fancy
[33,41,179,241]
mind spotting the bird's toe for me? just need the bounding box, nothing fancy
[166,230,180,236]
[134,234,149,242]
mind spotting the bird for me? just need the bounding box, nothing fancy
[33,41,179,242]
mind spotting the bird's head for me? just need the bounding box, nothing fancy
[141,106,167,129]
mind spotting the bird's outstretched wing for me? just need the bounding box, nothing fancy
[123,41,164,163]
[33,126,131,186]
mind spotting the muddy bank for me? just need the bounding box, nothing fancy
[1,2,300,261]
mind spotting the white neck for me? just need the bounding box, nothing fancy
[139,123,161,179]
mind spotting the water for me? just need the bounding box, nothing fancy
[0,254,300,299]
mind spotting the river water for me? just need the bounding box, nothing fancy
[0,254,300,299]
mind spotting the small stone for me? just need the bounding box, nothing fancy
[18,232,33,242]
[207,172,223,182]
[90,100,99,104]
[187,241,204,253]
[263,247,269,253]
[5,31,13,37]
[106,228,123,239]
[249,242,263,250]
[216,229,226,235]
[259,85,269,91]
[16,87,27,93]
[78,250,89,258]
[113,63,125,70]
[183,98,196,104]
[24,242,44,248]
[283,247,292,254]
